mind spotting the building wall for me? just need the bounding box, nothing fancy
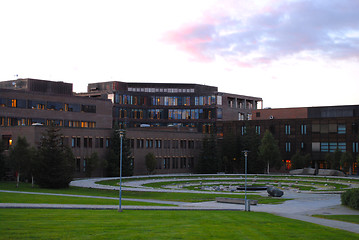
[219,105,359,174]
[126,127,205,175]
[252,107,308,120]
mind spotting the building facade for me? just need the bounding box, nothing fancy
[0,79,113,177]
[219,105,359,174]
[78,81,263,134]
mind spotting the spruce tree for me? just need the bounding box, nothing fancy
[197,134,219,173]
[106,129,133,177]
[34,125,74,188]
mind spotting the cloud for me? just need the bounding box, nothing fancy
[163,0,359,66]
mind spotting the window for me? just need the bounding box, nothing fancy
[71,137,76,148]
[241,126,246,135]
[180,140,187,149]
[256,112,260,118]
[301,124,307,135]
[353,142,359,153]
[285,125,291,135]
[99,138,104,148]
[84,137,88,148]
[155,140,162,148]
[255,125,261,135]
[76,158,81,172]
[285,142,291,152]
[137,139,144,148]
[11,99,17,107]
[172,157,178,169]
[338,124,346,134]
[172,140,179,149]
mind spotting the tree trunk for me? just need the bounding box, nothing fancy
[16,172,20,188]
[267,161,270,174]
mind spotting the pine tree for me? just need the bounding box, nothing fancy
[106,129,133,177]
[34,125,74,188]
[197,134,219,173]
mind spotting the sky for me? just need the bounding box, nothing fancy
[0,0,358,108]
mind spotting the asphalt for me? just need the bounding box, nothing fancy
[1,177,359,234]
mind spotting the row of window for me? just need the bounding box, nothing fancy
[62,136,109,149]
[133,139,201,150]
[0,98,96,113]
[240,124,348,136]
[116,108,216,120]
[0,117,96,128]
[228,98,255,109]
[128,87,195,93]
[156,157,195,170]
[114,94,217,106]
[312,142,347,152]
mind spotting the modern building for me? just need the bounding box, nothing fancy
[1,78,263,176]
[218,105,359,174]
[77,81,263,133]
[0,78,113,177]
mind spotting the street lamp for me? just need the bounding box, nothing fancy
[116,129,125,212]
[242,150,250,211]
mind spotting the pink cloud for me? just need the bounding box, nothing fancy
[163,0,359,67]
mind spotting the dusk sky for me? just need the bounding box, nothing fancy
[1,0,358,108]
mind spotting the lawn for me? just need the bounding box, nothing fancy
[0,192,172,206]
[0,209,358,239]
[0,181,286,204]
[312,215,359,224]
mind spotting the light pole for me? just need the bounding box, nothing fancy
[242,150,249,211]
[116,129,125,212]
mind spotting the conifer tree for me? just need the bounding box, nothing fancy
[34,125,74,188]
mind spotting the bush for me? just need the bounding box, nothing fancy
[341,188,359,210]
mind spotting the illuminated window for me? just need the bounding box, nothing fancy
[11,99,17,108]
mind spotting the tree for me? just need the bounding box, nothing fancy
[340,152,353,175]
[33,125,74,188]
[145,152,156,175]
[291,151,311,170]
[258,130,282,174]
[241,126,264,173]
[197,134,219,174]
[9,137,33,187]
[106,129,133,177]
[85,152,99,177]
[0,140,7,180]
[219,134,241,173]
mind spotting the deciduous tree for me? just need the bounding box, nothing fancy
[258,130,282,174]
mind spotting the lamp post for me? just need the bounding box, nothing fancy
[242,150,249,211]
[116,129,125,212]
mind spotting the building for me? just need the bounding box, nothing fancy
[77,81,263,133]
[219,105,359,174]
[0,78,113,177]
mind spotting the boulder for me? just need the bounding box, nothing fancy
[318,169,345,176]
[267,186,284,197]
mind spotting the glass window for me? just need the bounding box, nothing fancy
[338,124,346,134]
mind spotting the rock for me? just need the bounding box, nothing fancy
[267,186,284,197]
[318,169,345,176]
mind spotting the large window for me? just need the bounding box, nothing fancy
[320,142,346,152]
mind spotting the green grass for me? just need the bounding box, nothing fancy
[0,181,286,204]
[312,215,359,224]
[0,192,172,206]
[0,209,358,239]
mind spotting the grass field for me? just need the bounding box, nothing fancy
[0,181,286,204]
[313,215,359,224]
[0,192,172,206]
[1,209,358,239]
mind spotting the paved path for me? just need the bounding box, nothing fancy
[2,177,359,234]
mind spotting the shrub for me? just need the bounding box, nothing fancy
[341,188,359,210]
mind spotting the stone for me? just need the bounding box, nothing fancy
[318,169,345,176]
[267,186,284,197]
